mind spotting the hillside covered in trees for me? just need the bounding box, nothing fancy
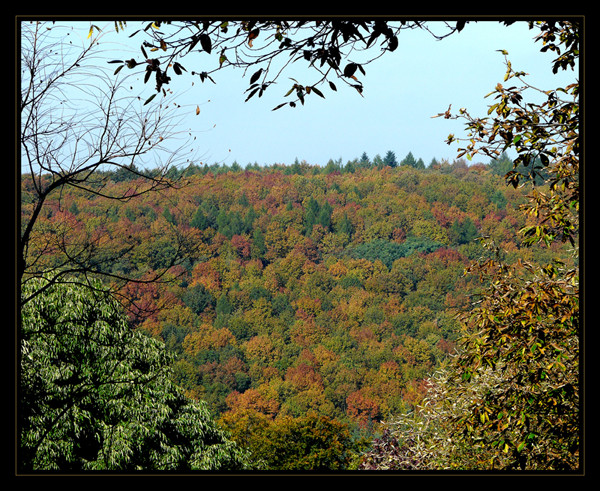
[20,152,577,469]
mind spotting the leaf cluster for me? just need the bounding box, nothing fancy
[19,277,251,471]
[219,410,364,470]
[113,20,463,110]
[445,21,578,193]
[443,243,579,470]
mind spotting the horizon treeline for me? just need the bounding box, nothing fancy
[45,150,536,183]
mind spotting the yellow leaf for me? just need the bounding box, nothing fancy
[87,25,100,39]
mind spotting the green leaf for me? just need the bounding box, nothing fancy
[143,93,157,105]
[311,86,325,99]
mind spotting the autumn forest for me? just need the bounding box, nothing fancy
[19,19,580,473]
[20,151,577,469]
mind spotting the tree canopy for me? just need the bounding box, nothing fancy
[19,277,251,471]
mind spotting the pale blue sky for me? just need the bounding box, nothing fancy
[49,20,580,169]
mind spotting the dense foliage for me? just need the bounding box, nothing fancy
[360,20,580,472]
[19,277,251,471]
[19,19,580,472]
[21,153,576,469]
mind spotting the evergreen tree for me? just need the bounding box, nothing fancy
[488,151,514,176]
[191,206,209,230]
[317,201,333,231]
[337,213,354,238]
[324,159,340,174]
[251,228,267,260]
[238,192,250,207]
[372,154,384,168]
[448,217,479,245]
[490,189,507,210]
[112,163,141,182]
[344,159,356,173]
[216,293,234,316]
[162,207,176,225]
[244,206,257,233]
[401,151,417,168]
[304,197,321,235]
[182,284,215,315]
[383,150,398,168]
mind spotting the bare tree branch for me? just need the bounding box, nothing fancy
[19,21,202,304]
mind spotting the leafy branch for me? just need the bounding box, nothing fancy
[111,20,465,110]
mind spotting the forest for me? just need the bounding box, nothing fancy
[20,152,577,470]
[19,19,580,472]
